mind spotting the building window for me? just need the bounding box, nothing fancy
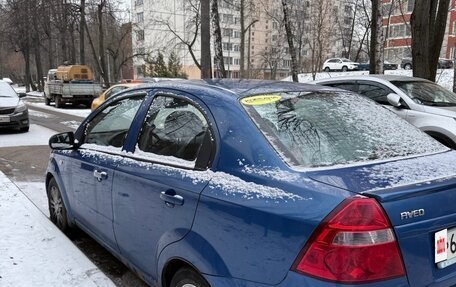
[224,57,233,65]
[453,21,456,35]
[382,4,392,15]
[234,45,240,51]
[223,42,233,51]
[136,12,144,23]
[407,0,415,12]
[136,65,144,76]
[135,0,143,6]
[136,47,145,58]
[223,28,233,37]
[234,31,241,38]
[223,14,234,24]
[234,58,240,65]
[136,30,145,41]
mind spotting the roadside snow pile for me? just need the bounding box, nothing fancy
[0,171,115,287]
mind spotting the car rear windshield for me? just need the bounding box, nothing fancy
[0,82,17,98]
[392,81,456,106]
[241,91,446,168]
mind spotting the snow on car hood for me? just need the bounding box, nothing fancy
[306,150,456,195]
[0,97,19,108]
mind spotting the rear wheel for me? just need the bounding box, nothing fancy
[44,94,51,105]
[55,95,63,108]
[324,67,330,72]
[47,178,70,233]
[170,268,210,287]
[404,63,412,70]
[342,66,348,72]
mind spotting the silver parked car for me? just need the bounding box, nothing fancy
[0,80,29,132]
[313,75,456,148]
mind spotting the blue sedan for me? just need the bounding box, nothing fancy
[46,80,456,287]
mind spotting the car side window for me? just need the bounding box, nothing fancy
[136,95,209,162]
[327,83,359,93]
[357,83,392,105]
[84,96,145,147]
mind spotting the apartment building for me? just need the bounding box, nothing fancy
[131,0,354,79]
[382,0,456,64]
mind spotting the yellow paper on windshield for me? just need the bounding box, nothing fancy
[241,95,281,105]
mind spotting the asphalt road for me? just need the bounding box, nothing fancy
[0,97,148,287]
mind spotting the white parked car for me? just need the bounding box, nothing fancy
[322,58,359,72]
[313,75,456,148]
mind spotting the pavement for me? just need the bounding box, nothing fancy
[0,170,115,287]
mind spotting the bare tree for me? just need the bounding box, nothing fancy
[411,0,450,81]
[201,0,212,78]
[369,0,384,74]
[281,0,298,82]
[306,0,335,80]
[212,0,226,78]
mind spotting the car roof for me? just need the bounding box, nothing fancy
[313,74,431,83]
[131,79,336,100]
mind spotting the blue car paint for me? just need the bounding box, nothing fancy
[202,270,409,287]
[46,80,456,287]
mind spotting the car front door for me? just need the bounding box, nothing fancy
[112,92,215,280]
[69,95,145,250]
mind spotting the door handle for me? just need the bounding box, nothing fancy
[93,170,108,182]
[160,190,184,207]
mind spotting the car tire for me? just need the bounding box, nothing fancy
[324,67,330,72]
[170,267,210,287]
[342,66,348,72]
[55,95,63,108]
[47,177,70,233]
[404,64,412,70]
[44,94,51,106]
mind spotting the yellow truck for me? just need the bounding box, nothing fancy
[44,65,102,108]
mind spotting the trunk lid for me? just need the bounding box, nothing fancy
[307,150,456,286]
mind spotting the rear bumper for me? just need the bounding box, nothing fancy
[203,271,409,286]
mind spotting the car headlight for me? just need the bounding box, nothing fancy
[15,101,27,113]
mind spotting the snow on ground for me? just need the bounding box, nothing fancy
[0,124,56,148]
[283,69,455,91]
[0,172,115,287]
[15,181,49,216]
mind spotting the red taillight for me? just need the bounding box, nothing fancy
[292,197,405,284]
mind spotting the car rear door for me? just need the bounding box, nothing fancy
[112,91,215,280]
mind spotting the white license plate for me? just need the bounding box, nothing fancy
[0,116,10,122]
[436,228,456,269]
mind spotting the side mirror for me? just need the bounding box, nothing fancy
[387,93,402,107]
[49,132,76,150]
